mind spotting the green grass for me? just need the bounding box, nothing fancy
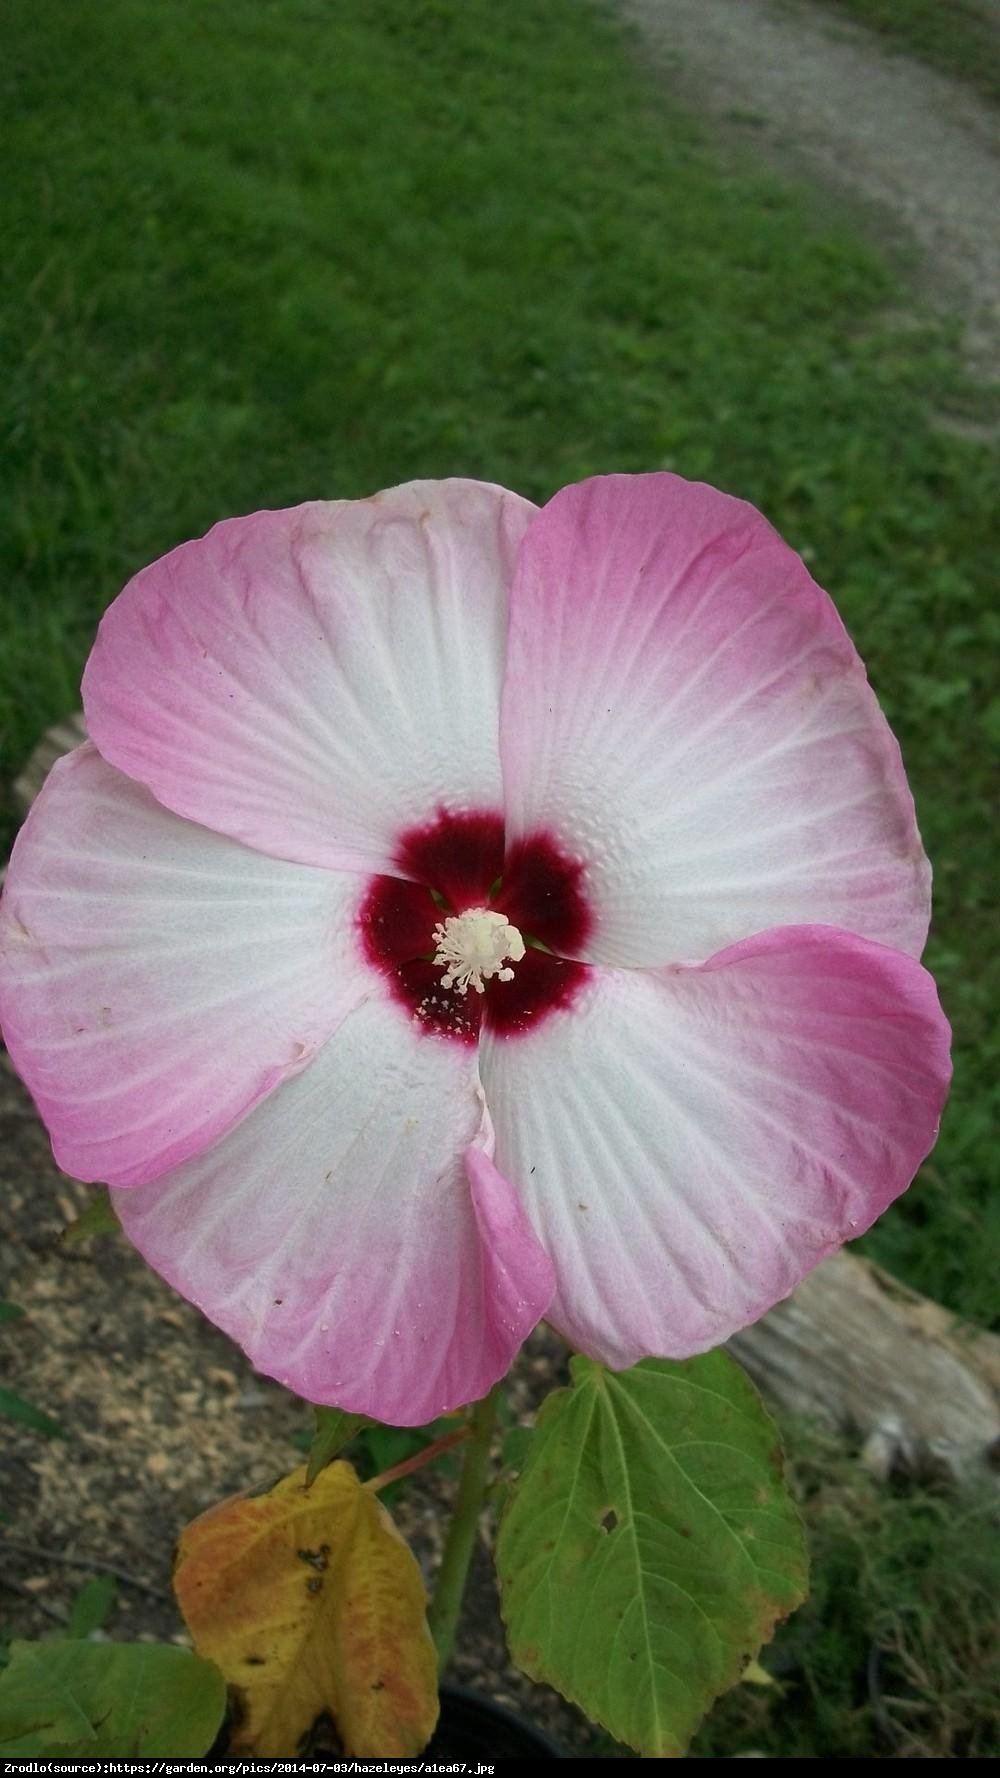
[2,0,998,1336]
[692,1421,1000,1760]
[806,0,1000,105]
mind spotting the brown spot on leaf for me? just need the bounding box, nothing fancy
[297,1544,330,1571]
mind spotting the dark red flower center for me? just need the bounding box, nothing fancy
[358,810,590,1043]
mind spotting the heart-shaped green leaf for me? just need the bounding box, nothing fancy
[0,1640,226,1757]
[496,1351,807,1757]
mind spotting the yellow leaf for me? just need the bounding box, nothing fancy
[174,1461,438,1758]
[741,1658,776,1688]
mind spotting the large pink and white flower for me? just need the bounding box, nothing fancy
[0,475,950,1423]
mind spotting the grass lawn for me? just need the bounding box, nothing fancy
[3,0,997,1325]
[3,0,999,1757]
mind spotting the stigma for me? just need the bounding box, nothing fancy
[432,908,526,996]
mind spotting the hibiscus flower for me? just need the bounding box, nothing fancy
[0,474,951,1424]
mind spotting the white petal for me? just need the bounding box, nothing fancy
[83,481,535,872]
[113,994,554,1423]
[501,475,930,964]
[480,927,950,1364]
[0,745,368,1186]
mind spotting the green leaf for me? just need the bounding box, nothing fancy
[60,1190,120,1245]
[501,1426,533,1473]
[0,1640,226,1757]
[305,1407,370,1486]
[0,1389,64,1439]
[491,1426,535,1516]
[0,1302,25,1325]
[66,1575,117,1640]
[496,1352,808,1758]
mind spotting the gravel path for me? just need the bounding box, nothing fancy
[621,0,1000,372]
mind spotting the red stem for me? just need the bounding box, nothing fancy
[363,1425,471,1494]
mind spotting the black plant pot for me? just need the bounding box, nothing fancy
[427,1684,565,1759]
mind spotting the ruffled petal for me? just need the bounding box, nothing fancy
[83,480,535,872]
[479,926,950,1366]
[0,746,367,1187]
[113,996,554,1423]
[502,474,930,964]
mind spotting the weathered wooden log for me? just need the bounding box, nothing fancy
[7,716,999,1486]
[729,1249,999,1487]
[13,710,88,814]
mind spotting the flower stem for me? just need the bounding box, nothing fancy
[363,1424,471,1494]
[426,1380,503,1675]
